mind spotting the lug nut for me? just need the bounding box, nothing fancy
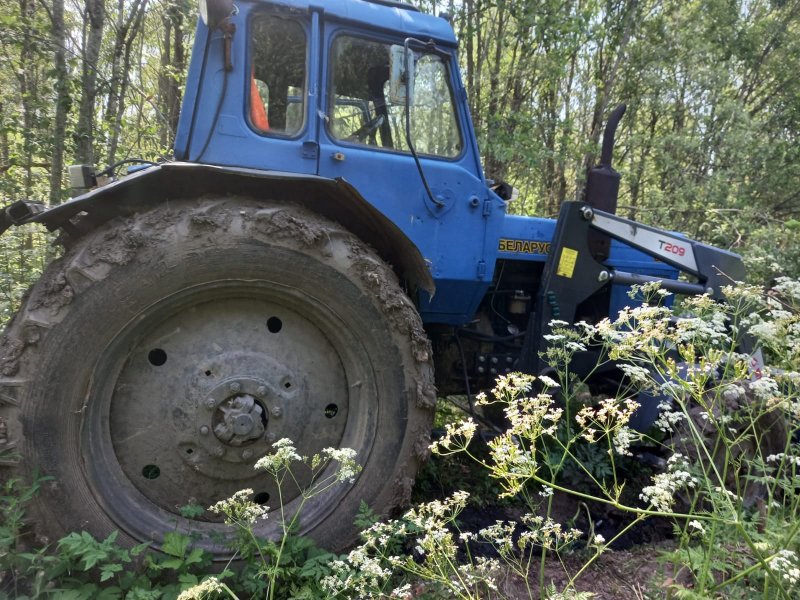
[257,386,267,396]
[229,382,241,393]
[266,432,277,443]
[271,406,282,418]
[241,449,253,460]
[205,398,215,409]
[212,446,225,457]
[199,425,209,436]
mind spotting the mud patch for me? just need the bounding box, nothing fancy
[252,206,327,248]
[29,272,73,314]
[0,335,25,377]
[88,223,146,266]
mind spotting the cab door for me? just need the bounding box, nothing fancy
[316,27,495,324]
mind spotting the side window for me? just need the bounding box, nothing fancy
[330,36,462,158]
[250,15,306,136]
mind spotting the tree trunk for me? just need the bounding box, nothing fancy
[105,0,148,166]
[17,0,37,199]
[49,0,69,204]
[75,0,106,166]
[158,0,187,150]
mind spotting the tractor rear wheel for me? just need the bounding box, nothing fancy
[0,197,434,554]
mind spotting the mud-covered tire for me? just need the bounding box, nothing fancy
[671,385,788,508]
[0,197,435,554]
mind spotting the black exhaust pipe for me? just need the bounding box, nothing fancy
[585,103,626,260]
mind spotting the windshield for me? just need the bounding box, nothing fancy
[329,35,462,158]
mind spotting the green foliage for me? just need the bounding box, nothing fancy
[319,279,800,599]
[0,478,216,598]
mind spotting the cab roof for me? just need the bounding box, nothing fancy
[243,0,458,46]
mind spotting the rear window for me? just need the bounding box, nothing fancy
[249,15,307,136]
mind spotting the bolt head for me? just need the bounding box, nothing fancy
[266,432,277,443]
[199,425,210,435]
[257,386,267,396]
[598,270,610,282]
[271,406,282,418]
[241,449,253,460]
[205,398,216,409]
[212,446,225,457]
[581,206,594,220]
[229,382,241,393]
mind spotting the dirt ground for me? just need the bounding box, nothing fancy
[498,540,678,599]
[457,497,680,599]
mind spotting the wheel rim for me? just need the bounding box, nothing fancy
[83,279,376,547]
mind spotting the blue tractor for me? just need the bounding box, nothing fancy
[0,0,746,553]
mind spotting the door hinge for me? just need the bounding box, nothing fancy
[302,141,319,159]
[477,260,486,279]
[482,199,492,217]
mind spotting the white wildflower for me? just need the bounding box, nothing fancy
[254,438,302,472]
[321,446,361,482]
[208,489,268,524]
[619,363,651,386]
[640,454,696,513]
[538,374,560,388]
[688,520,705,534]
[766,453,800,468]
[749,376,779,401]
[177,577,225,600]
[771,549,800,585]
[613,426,637,456]
[654,399,684,432]
[431,418,477,453]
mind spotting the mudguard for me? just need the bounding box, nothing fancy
[6,162,434,295]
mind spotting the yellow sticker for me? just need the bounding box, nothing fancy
[556,247,578,278]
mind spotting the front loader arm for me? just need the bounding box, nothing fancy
[519,201,748,375]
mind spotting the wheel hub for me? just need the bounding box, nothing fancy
[106,293,352,520]
[206,380,269,447]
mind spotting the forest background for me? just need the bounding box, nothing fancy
[0,0,799,323]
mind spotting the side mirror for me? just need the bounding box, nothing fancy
[199,0,234,30]
[388,45,415,104]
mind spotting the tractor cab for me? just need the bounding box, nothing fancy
[175,0,502,325]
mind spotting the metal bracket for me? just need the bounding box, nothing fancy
[0,200,46,235]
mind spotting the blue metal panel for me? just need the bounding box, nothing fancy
[316,21,499,324]
[174,22,210,160]
[496,214,557,263]
[182,6,319,172]
[252,0,457,44]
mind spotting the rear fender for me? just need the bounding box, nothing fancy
[28,162,434,294]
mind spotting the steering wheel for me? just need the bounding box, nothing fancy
[347,114,385,143]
